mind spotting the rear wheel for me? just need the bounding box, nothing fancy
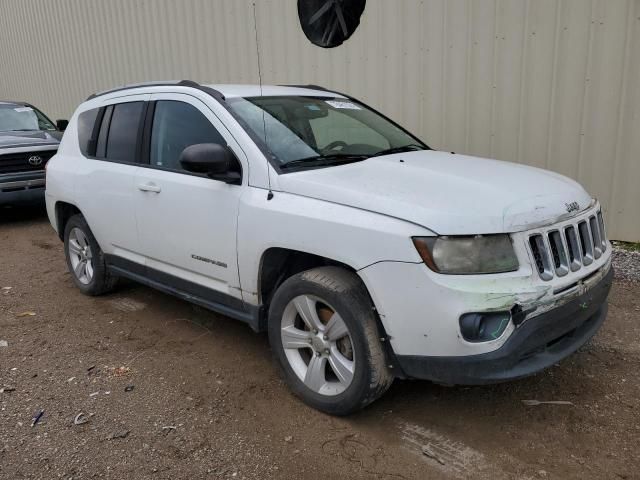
[268,266,393,415]
[64,214,117,296]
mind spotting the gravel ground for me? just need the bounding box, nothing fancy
[612,244,640,282]
[1,206,639,480]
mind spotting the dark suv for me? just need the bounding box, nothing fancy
[0,101,67,205]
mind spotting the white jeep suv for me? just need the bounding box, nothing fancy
[45,80,613,415]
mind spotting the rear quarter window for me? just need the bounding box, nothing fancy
[77,108,99,156]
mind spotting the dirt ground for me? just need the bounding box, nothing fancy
[1,205,639,480]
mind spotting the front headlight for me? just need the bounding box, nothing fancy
[412,235,519,274]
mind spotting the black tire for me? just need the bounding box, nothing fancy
[268,266,393,415]
[63,214,117,296]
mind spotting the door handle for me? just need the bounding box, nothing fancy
[137,182,161,193]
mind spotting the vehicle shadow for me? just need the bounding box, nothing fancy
[0,203,48,225]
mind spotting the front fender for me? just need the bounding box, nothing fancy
[237,188,433,305]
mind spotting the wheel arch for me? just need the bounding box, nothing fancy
[54,201,82,241]
[257,248,404,376]
[258,247,357,308]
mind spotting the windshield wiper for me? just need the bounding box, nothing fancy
[280,154,368,170]
[279,144,428,170]
[370,144,427,158]
[4,129,37,132]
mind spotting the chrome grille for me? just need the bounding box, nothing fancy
[528,208,607,280]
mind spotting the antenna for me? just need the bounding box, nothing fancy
[252,2,274,200]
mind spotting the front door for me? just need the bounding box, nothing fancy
[134,93,246,307]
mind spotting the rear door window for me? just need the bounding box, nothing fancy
[103,102,144,163]
[95,105,113,158]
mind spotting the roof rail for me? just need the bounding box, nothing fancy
[282,84,331,92]
[85,80,225,101]
[280,84,356,100]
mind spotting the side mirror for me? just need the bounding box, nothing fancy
[56,119,69,131]
[179,143,241,185]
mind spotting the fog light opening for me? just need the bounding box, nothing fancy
[460,312,511,343]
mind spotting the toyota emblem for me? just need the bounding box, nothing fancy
[28,155,43,166]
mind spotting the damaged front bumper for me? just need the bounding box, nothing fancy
[394,265,613,384]
[358,227,613,383]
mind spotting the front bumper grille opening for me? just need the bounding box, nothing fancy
[578,221,594,266]
[529,235,544,274]
[549,233,561,268]
[597,211,607,252]
[589,215,603,259]
[564,226,583,271]
[529,235,553,280]
[527,207,607,281]
[548,230,569,277]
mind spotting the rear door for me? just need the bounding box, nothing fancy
[133,93,246,308]
[74,95,149,266]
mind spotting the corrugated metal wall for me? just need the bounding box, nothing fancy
[1,0,638,240]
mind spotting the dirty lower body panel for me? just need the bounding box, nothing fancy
[395,267,614,385]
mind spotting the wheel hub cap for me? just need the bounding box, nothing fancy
[311,334,329,353]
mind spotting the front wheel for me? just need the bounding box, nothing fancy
[268,267,393,415]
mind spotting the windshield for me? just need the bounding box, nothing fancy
[0,104,56,132]
[226,96,427,168]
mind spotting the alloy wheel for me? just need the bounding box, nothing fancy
[280,294,355,396]
[68,227,94,285]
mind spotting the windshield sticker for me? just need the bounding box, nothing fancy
[325,100,361,110]
[305,104,321,111]
[14,107,33,113]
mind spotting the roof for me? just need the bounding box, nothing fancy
[0,101,27,107]
[86,80,344,101]
[205,84,344,99]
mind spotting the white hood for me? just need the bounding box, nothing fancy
[277,150,593,235]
